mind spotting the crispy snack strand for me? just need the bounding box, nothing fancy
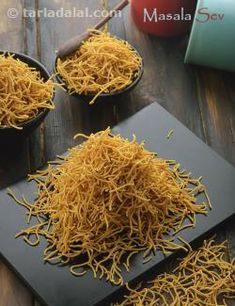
[117,239,235,305]
[56,30,142,104]
[9,129,211,285]
[0,53,55,129]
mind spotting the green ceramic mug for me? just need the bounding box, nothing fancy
[185,0,235,71]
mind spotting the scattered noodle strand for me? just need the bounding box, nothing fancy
[117,240,235,305]
[10,129,211,285]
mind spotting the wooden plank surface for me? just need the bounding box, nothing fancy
[0,1,234,306]
[0,1,33,306]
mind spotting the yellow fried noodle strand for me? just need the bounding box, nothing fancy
[0,53,55,129]
[9,129,211,285]
[117,240,235,306]
[56,30,142,104]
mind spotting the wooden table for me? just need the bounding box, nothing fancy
[0,1,234,305]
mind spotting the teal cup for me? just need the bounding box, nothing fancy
[185,0,235,72]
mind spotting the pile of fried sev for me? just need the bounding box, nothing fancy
[0,54,55,129]
[56,30,142,104]
[116,239,235,305]
[9,129,211,285]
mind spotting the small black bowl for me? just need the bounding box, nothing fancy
[54,39,144,104]
[0,51,54,139]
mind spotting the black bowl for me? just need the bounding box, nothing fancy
[54,39,144,104]
[0,51,54,138]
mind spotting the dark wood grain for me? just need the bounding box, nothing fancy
[195,68,235,164]
[0,1,33,306]
[0,261,33,306]
[0,1,234,305]
[0,0,30,188]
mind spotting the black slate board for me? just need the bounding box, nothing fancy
[0,102,234,306]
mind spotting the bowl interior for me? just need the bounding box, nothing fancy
[54,38,144,99]
[0,51,53,130]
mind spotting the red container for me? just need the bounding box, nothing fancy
[131,0,196,37]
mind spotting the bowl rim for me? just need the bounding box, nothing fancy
[54,36,144,98]
[0,51,54,130]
